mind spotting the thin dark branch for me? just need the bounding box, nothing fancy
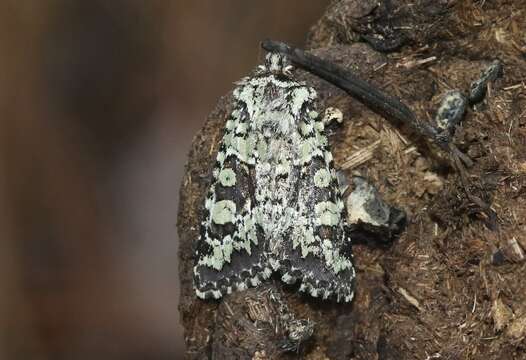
[261,39,473,168]
[260,39,500,226]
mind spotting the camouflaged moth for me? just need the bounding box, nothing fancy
[193,53,355,302]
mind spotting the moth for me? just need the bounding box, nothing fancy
[193,52,355,302]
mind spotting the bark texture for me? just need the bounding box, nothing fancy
[178,1,526,358]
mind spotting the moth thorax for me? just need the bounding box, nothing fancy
[256,106,297,135]
[263,52,294,75]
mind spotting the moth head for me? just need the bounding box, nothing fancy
[259,52,294,76]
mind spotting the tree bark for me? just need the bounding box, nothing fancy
[178,1,526,358]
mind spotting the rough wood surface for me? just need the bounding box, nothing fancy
[178,1,526,358]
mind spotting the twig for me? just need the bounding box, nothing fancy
[261,39,473,168]
[261,39,499,224]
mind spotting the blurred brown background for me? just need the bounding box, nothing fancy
[0,1,329,358]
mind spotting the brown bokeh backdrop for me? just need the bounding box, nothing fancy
[0,1,329,358]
